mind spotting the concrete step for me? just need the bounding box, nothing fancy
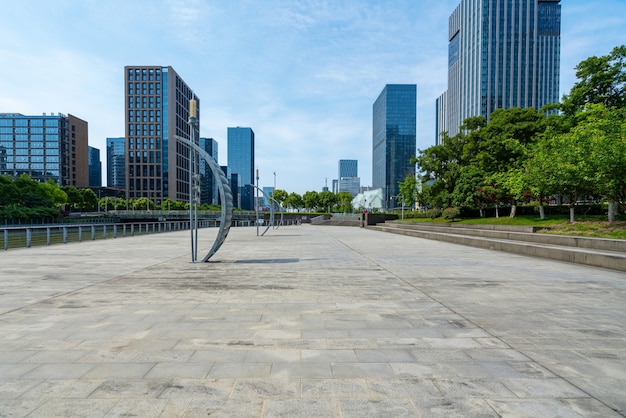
[369,222,626,272]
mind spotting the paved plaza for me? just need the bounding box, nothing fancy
[0,224,625,417]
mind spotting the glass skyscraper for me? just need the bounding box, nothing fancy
[227,127,255,210]
[199,137,218,205]
[0,113,89,186]
[124,66,200,204]
[88,146,102,187]
[438,0,561,140]
[372,84,417,205]
[338,159,358,178]
[106,137,126,190]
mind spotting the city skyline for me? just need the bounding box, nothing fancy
[1,0,624,194]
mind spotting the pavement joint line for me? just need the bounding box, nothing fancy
[0,226,625,417]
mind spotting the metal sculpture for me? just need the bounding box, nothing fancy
[175,134,233,262]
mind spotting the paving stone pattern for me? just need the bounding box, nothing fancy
[0,225,624,417]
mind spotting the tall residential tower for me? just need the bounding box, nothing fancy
[437,0,561,141]
[372,84,417,205]
[124,66,200,204]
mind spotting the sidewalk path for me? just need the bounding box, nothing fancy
[0,225,624,417]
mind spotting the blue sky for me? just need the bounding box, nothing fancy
[1,0,625,194]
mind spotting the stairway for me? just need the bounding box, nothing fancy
[367,221,626,272]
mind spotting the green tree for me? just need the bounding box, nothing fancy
[284,192,303,212]
[574,104,626,221]
[40,180,67,207]
[79,188,98,211]
[469,108,545,217]
[335,191,354,213]
[398,172,417,209]
[318,190,337,212]
[562,45,626,114]
[133,197,155,210]
[302,190,320,211]
[272,189,288,205]
[61,185,83,211]
[0,175,20,206]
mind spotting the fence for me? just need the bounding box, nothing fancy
[0,220,215,251]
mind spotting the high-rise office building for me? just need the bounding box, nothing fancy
[372,84,417,205]
[106,137,126,190]
[227,127,255,210]
[124,66,200,204]
[88,146,102,187]
[199,137,218,205]
[0,113,88,186]
[338,159,360,196]
[438,0,561,140]
[339,159,358,178]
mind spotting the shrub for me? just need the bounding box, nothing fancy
[427,208,442,219]
[442,207,461,221]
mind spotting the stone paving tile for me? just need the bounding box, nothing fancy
[18,379,105,399]
[330,362,396,378]
[0,226,625,417]
[27,399,118,417]
[487,398,609,417]
[339,399,418,418]
[412,397,499,417]
[263,400,338,418]
[301,378,370,399]
[0,400,44,417]
[230,378,301,400]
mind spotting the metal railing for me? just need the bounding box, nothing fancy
[0,220,215,251]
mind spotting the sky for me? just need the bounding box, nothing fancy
[1,0,625,194]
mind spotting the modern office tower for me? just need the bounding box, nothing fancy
[199,137,218,205]
[435,92,447,145]
[88,146,102,187]
[332,179,339,194]
[227,127,255,210]
[438,0,561,140]
[124,66,200,204]
[338,159,360,196]
[0,113,89,186]
[339,159,358,178]
[106,137,126,190]
[372,84,417,206]
[339,177,360,196]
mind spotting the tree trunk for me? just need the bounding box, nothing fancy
[495,204,499,218]
[509,203,517,218]
[569,205,575,223]
[608,199,618,222]
[479,208,484,218]
[539,203,545,220]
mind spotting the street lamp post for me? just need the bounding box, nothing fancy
[256,168,260,236]
[188,98,199,262]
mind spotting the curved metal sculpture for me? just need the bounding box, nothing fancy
[175,135,233,262]
[251,185,275,236]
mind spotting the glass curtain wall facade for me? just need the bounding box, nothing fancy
[106,137,126,190]
[0,113,88,186]
[199,137,218,205]
[439,0,561,140]
[124,66,200,204]
[338,159,358,178]
[227,127,255,210]
[372,85,417,206]
[88,146,102,186]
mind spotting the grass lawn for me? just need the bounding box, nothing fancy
[399,214,626,239]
